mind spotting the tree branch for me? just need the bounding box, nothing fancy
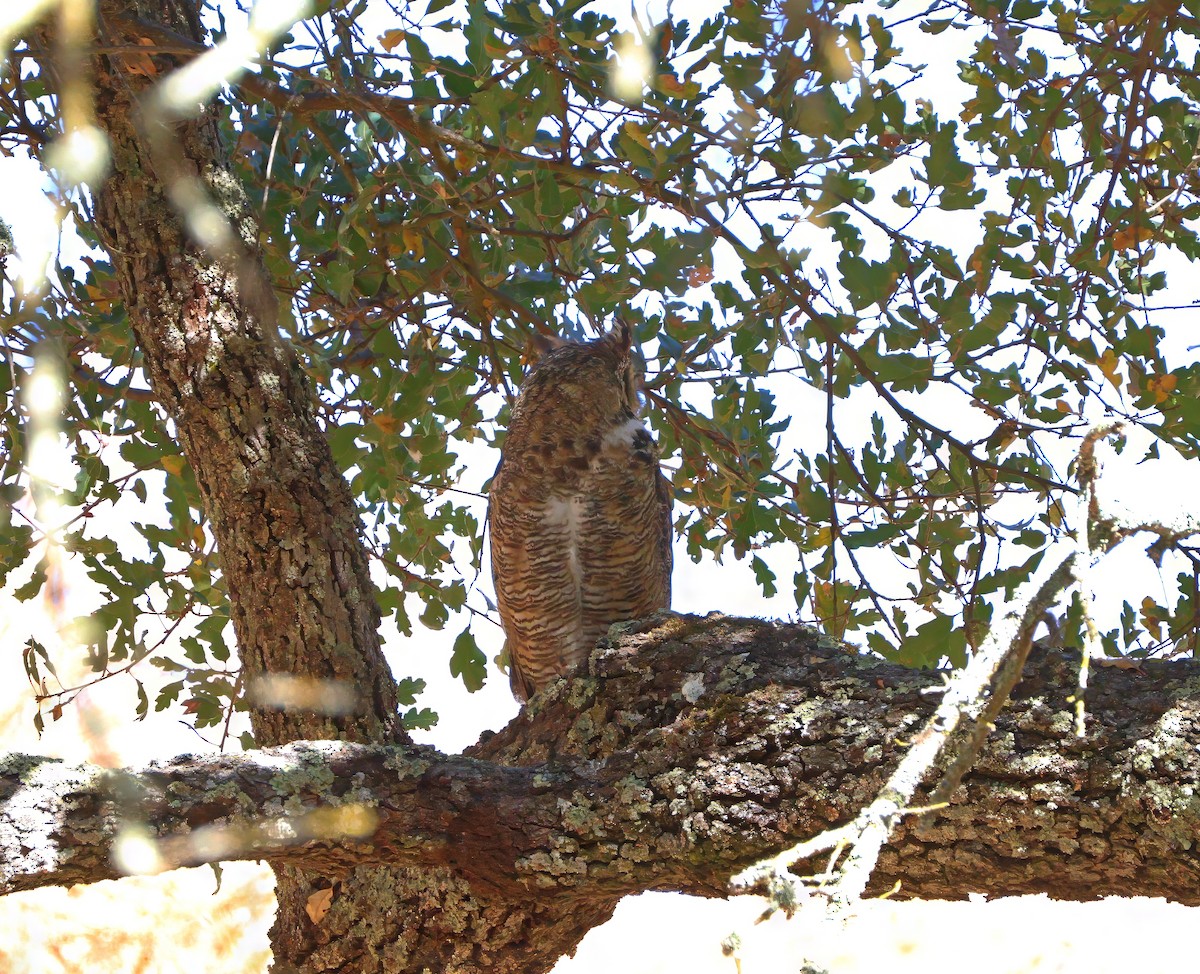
[4,613,1200,905]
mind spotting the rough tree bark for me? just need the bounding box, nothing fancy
[3,615,1200,947]
[86,0,400,749]
[71,3,420,970]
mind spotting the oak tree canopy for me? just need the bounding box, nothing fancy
[1,0,1198,970]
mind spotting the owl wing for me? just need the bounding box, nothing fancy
[503,637,535,703]
[488,457,548,703]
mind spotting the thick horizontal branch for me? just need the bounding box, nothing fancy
[3,614,1200,903]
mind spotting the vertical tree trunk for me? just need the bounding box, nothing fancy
[39,3,609,970]
[86,0,399,750]
[79,1,416,966]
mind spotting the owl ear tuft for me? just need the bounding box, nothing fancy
[528,331,568,360]
[607,317,634,354]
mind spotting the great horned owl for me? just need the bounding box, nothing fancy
[489,320,673,702]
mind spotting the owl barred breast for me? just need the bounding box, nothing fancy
[489,320,673,702]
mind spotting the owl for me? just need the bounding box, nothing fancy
[489,319,673,702]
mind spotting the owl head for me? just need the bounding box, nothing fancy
[527,319,645,415]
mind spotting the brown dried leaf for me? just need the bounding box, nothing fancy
[306,886,334,925]
[122,37,160,79]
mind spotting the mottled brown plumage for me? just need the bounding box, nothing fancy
[489,321,673,702]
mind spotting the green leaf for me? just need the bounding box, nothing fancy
[12,557,47,602]
[751,555,777,597]
[402,707,439,730]
[450,629,487,692]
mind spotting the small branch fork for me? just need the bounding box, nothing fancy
[730,422,1200,918]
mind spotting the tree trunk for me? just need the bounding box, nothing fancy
[84,0,399,750]
[46,2,457,969]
